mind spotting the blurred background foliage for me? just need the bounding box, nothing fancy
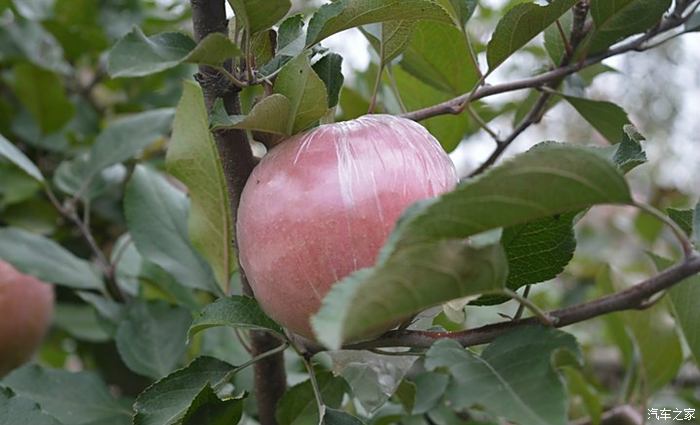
[0,0,698,423]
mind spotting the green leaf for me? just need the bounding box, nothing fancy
[14,63,74,134]
[361,20,416,68]
[52,156,125,201]
[390,143,632,250]
[625,300,683,392]
[54,304,112,342]
[278,14,306,56]
[667,208,694,239]
[686,11,700,31]
[313,53,345,108]
[312,242,508,349]
[0,227,103,290]
[211,95,291,135]
[392,66,472,152]
[0,387,62,425]
[544,10,572,65]
[425,326,581,425]
[305,0,452,47]
[324,409,365,425]
[395,380,416,413]
[124,165,220,294]
[487,0,577,71]
[651,255,700,365]
[184,33,242,66]
[188,296,284,341]
[478,131,647,306]
[437,0,478,28]
[133,357,235,425]
[12,0,54,21]
[586,0,672,54]
[108,28,195,77]
[601,264,683,392]
[228,0,291,33]
[0,134,44,183]
[563,369,602,425]
[502,211,577,289]
[4,19,71,74]
[401,21,479,95]
[609,125,647,172]
[107,28,241,77]
[2,365,131,425]
[276,371,348,425]
[338,87,370,121]
[411,372,449,414]
[561,95,632,144]
[273,54,328,134]
[168,82,234,292]
[116,300,193,379]
[181,385,243,425]
[86,108,174,179]
[323,351,416,414]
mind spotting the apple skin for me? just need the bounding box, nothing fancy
[0,260,54,376]
[237,114,458,339]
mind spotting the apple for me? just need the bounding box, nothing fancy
[0,260,54,376]
[237,114,458,339]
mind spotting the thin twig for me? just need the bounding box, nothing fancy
[513,285,531,320]
[45,187,126,302]
[401,10,693,123]
[555,19,573,57]
[466,103,501,143]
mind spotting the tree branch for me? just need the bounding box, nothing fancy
[345,253,700,350]
[401,9,692,123]
[190,1,286,423]
[462,4,697,178]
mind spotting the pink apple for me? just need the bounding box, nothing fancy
[238,115,458,339]
[0,260,54,376]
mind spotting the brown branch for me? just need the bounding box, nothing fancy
[401,9,692,123]
[45,188,126,302]
[344,253,700,350]
[463,3,696,178]
[190,1,286,424]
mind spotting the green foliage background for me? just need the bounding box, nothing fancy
[0,0,699,424]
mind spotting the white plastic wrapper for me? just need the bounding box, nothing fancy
[238,115,458,338]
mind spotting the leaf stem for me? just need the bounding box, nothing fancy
[214,65,248,88]
[502,288,557,326]
[368,65,384,114]
[635,201,694,258]
[292,345,326,425]
[218,340,290,387]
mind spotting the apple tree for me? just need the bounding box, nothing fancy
[1,0,699,424]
